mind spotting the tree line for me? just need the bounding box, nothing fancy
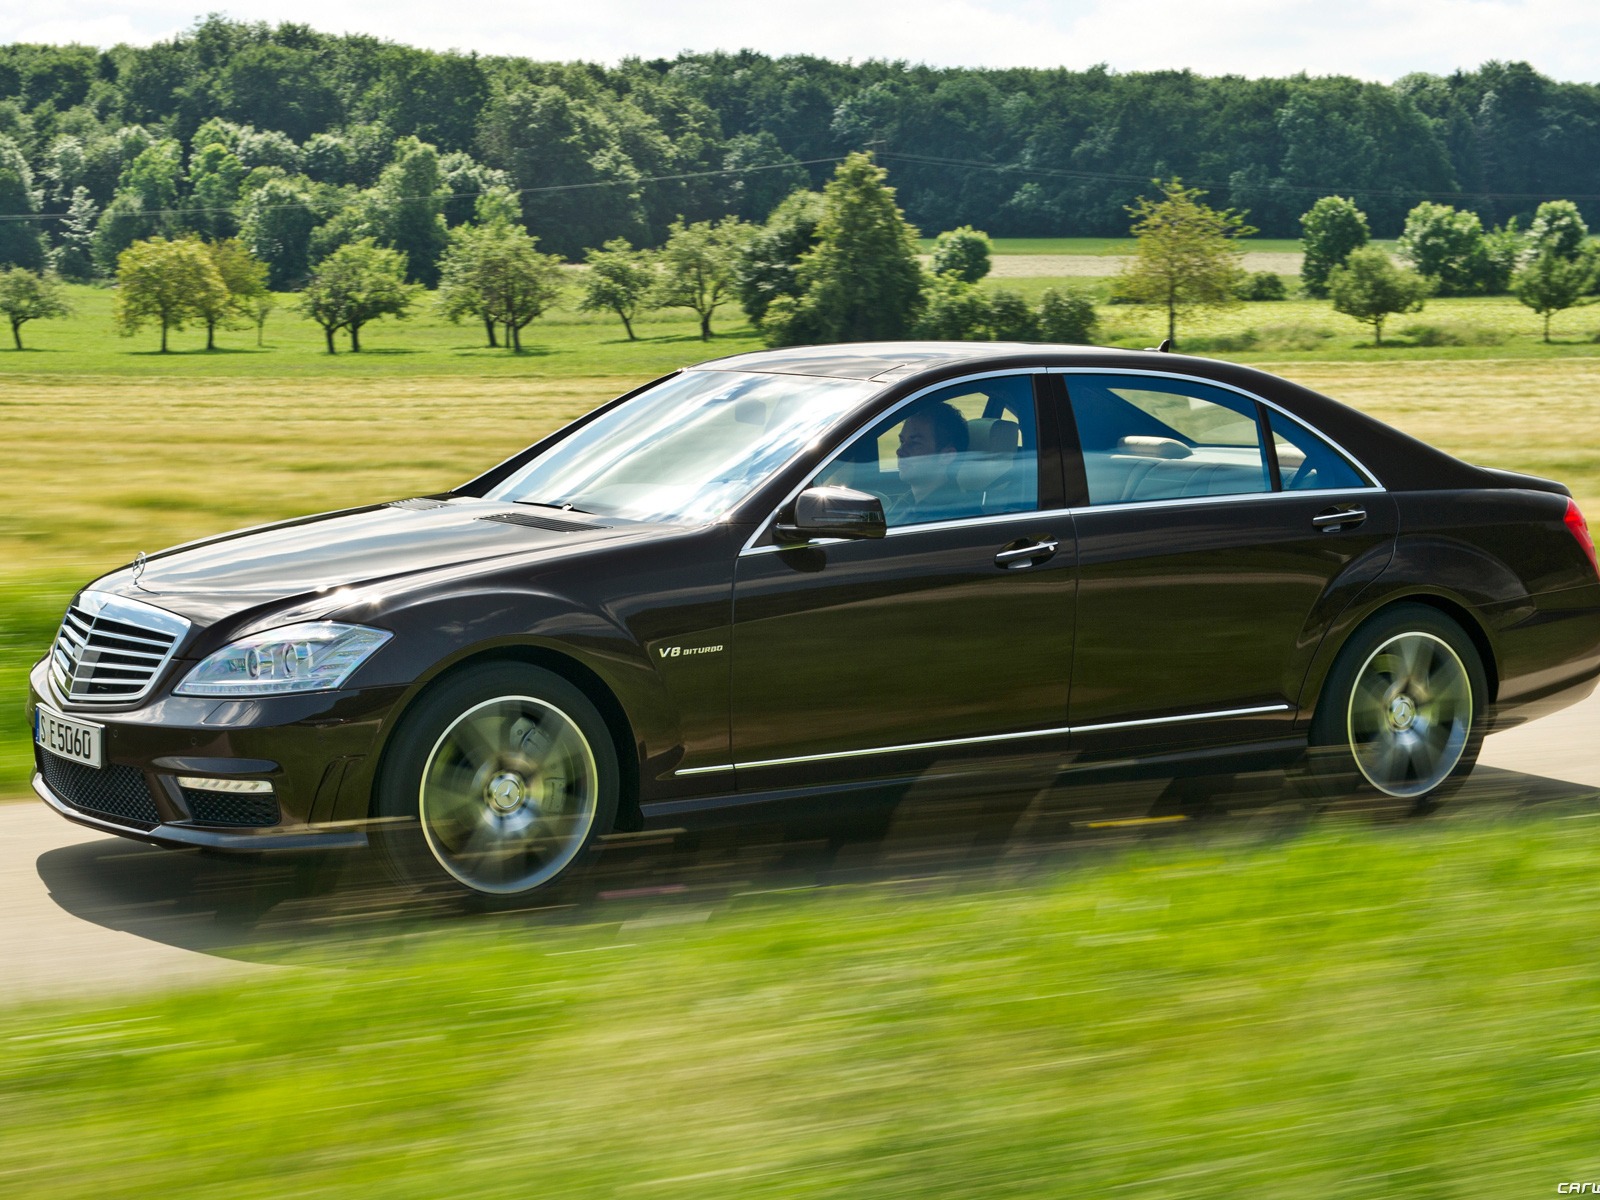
[3,15,1600,273]
[5,146,1598,353]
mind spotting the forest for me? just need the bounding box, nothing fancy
[1,16,1599,275]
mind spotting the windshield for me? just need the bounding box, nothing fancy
[486,370,879,524]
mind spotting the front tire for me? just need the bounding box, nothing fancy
[373,663,620,902]
[1307,604,1488,810]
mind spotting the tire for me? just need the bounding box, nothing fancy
[371,663,620,904]
[1305,603,1488,811]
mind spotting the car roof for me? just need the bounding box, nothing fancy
[688,341,1134,381]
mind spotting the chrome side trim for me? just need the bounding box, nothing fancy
[675,763,736,777]
[1046,365,1384,491]
[722,724,1076,772]
[673,703,1295,776]
[1073,703,1293,735]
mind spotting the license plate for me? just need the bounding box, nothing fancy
[35,705,103,769]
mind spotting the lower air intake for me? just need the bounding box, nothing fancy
[181,787,281,827]
[37,751,160,827]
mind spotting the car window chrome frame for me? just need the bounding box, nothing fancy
[1048,365,1384,495]
[739,368,1061,557]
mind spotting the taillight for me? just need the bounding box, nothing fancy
[1565,498,1600,579]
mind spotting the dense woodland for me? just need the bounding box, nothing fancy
[2,17,1600,277]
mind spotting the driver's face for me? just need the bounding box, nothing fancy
[897,416,955,494]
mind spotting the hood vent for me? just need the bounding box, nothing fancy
[387,497,451,511]
[478,511,607,533]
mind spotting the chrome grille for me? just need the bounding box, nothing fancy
[50,590,190,707]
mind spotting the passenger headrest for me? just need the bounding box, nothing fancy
[1116,435,1191,459]
[966,418,1021,456]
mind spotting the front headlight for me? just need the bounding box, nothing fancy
[174,622,393,697]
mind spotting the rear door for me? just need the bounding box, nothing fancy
[1058,369,1397,759]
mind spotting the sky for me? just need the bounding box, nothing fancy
[3,0,1597,82]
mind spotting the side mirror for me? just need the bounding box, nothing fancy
[775,485,887,542]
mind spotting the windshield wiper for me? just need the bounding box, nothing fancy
[513,499,594,515]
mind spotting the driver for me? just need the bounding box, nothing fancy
[889,401,969,525]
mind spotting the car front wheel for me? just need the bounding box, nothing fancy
[1307,604,1488,809]
[373,663,620,902]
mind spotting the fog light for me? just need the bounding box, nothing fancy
[176,776,274,794]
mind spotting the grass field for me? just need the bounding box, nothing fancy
[5,811,1600,1196]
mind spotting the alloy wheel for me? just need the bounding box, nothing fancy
[418,694,600,894]
[1346,631,1473,799]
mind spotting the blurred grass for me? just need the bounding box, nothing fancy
[5,815,1600,1195]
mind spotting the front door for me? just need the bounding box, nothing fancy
[729,373,1077,792]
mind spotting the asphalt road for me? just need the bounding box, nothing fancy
[4,686,1597,1005]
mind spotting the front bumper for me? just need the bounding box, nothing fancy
[26,656,404,852]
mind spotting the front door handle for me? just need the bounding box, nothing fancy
[995,538,1059,568]
[1312,506,1367,532]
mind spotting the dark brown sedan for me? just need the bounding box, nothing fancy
[28,343,1600,899]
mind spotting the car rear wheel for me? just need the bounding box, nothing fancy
[373,663,619,903]
[1307,604,1488,810]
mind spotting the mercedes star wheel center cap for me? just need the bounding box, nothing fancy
[486,772,527,813]
[1389,694,1417,731]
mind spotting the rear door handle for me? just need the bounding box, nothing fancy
[995,538,1059,568]
[1312,506,1367,532]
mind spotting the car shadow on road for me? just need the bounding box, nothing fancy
[35,765,1600,968]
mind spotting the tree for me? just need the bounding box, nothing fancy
[1037,288,1098,344]
[931,226,992,284]
[91,193,157,278]
[1114,178,1255,348]
[436,220,566,351]
[1527,200,1588,262]
[298,239,420,353]
[366,136,450,286]
[987,289,1039,340]
[578,238,656,340]
[734,189,824,326]
[247,290,274,347]
[765,153,925,347]
[653,216,749,340]
[436,221,502,347]
[1512,249,1595,342]
[1236,271,1288,301]
[183,142,247,240]
[240,175,317,288]
[0,267,71,349]
[53,187,98,281]
[1398,202,1491,296]
[193,237,268,350]
[1328,246,1431,345]
[114,236,230,352]
[1299,196,1369,298]
[0,134,46,270]
[911,277,990,340]
[721,131,808,222]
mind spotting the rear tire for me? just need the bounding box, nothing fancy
[372,663,620,905]
[1305,604,1488,811]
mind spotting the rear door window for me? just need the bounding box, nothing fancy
[1065,374,1272,505]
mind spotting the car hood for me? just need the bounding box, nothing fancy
[89,497,636,627]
